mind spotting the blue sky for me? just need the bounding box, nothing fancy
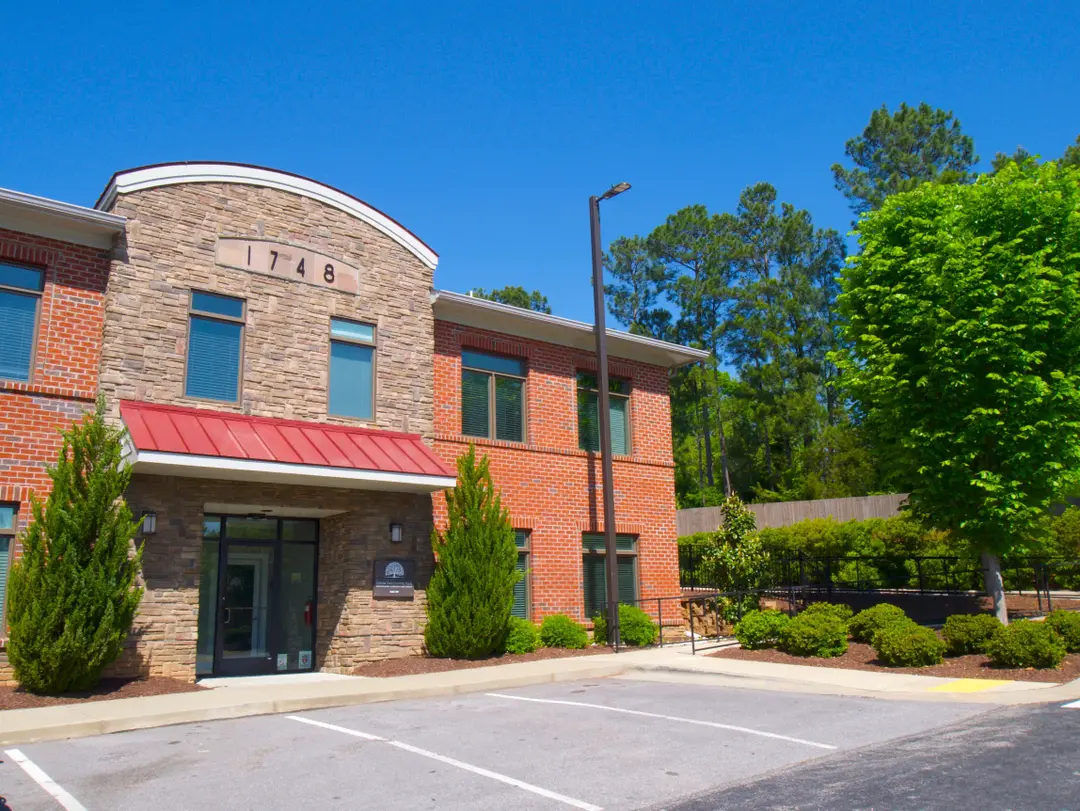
[2,1,1077,323]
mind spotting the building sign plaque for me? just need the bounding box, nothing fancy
[215,238,360,294]
[373,558,415,599]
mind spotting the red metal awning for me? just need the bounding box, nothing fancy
[119,400,456,492]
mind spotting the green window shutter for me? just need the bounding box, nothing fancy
[461,370,490,437]
[514,530,529,548]
[512,552,528,618]
[494,376,524,442]
[0,536,9,624]
[609,397,629,455]
[582,554,606,618]
[577,390,599,451]
[617,555,637,604]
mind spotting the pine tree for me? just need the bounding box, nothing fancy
[6,398,144,693]
[424,444,519,658]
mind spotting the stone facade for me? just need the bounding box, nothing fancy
[114,475,433,681]
[99,183,434,434]
[432,321,681,624]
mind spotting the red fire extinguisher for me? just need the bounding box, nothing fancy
[304,601,313,626]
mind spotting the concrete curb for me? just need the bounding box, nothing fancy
[0,661,627,746]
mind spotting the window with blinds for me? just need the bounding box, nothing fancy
[329,318,376,420]
[512,529,530,619]
[461,350,526,443]
[0,504,15,629]
[0,262,44,383]
[185,291,245,401]
[576,372,630,456]
[581,533,638,619]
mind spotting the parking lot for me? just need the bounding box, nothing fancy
[0,677,998,810]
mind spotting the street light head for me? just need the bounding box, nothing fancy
[599,182,632,201]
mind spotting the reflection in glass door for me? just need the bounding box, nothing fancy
[197,515,319,677]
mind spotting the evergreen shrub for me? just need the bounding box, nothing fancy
[849,603,909,643]
[780,611,849,658]
[942,614,1002,656]
[425,445,520,659]
[1045,611,1080,653]
[801,602,854,629]
[985,621,1067,669]
[6,400,144,694]
[540,614,588,649]
[873,622,946,667]
[504,617,541,654]
[734,609,790,650]
[592,604,658,647]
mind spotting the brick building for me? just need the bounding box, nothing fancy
[0,163,705,682]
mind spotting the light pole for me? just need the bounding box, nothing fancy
[589,181,631,647]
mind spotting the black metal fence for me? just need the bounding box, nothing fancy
[679,545,1080,597]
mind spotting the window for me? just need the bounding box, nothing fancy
[577,372,630,456]
[512,530,530,619]
[0,504,15,630]
[328,318,376,420]
[461,350,526,443]
[0,262,44,382]
[186,291,245,401]
[582,533,638,619]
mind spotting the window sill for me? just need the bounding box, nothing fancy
[0,379,96,401]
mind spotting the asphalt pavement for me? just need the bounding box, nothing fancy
[0,676,1005,811]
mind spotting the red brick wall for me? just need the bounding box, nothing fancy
[432,320,681,624]
[0,229,108,547]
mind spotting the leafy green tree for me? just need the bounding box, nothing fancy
[472,285,551,313]
[6,399,143,693]
[832,102,978,216]
[603,235,671,337]
[990,145,1033,173]
[702,495,767,618]
[425,444,519,658]
[836,161,1080,622]
[1061,135,1080,168]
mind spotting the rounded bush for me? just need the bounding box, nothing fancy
[942,614,1002,656]
[873,622,946,667]
[849,604,909,643]
[801,602,854,630]
[539,614,588,649]
[985,621,1067,669]
[1044,611,1080,653]
[592,604,659,647]
[504,616,541,654]
[780,611,849,658]
[734,609,791,650]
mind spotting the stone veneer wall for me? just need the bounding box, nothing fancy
[98,182,434,435]
[110,475,434,681]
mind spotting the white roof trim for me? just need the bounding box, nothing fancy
[97,163,438,269]
[432,289,710,368]
[0,186,125,249]
[129,449,457,494]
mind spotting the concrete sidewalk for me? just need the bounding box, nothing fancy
[4,645,1080,746]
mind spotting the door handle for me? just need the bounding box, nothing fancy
[223,607,232,625]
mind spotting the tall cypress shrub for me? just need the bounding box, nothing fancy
[424,445,519,658]
[6,399,144,693]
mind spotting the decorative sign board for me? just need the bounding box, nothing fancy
[215,238,360,294]
[373,558,415,599]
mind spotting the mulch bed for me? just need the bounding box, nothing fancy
[0,677,205,711]
[353,646,614,677]
[712,641,1080,683]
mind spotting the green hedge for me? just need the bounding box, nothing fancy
[849,604,909,643]
[873,622,946,667]
[539,614,588,649]
[942,614,1002,656]
[734,609,790,650]
[779,611,849,658]
[504,617,541,654]
[985,621,1067,669]
[592,604,659,647]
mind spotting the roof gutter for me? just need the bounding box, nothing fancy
[0,186,126,249]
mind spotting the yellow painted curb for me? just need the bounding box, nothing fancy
[928,678,1013,693]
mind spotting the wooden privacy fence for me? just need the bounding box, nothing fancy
[677,493,909,536]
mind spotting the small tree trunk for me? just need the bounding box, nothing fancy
[981,550,1009,625]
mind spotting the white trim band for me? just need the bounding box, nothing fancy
[128,449,457,493]
[97,163,438,269]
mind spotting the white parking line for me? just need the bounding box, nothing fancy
[485,693,838,751]
[4,748,88,811]
[285,715,602,811]
[1063,700,1080,709]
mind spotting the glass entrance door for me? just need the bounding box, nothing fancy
[197,515,318,677]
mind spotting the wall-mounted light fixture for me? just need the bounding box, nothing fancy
[389,522,403,543]
[141,511,157,535]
